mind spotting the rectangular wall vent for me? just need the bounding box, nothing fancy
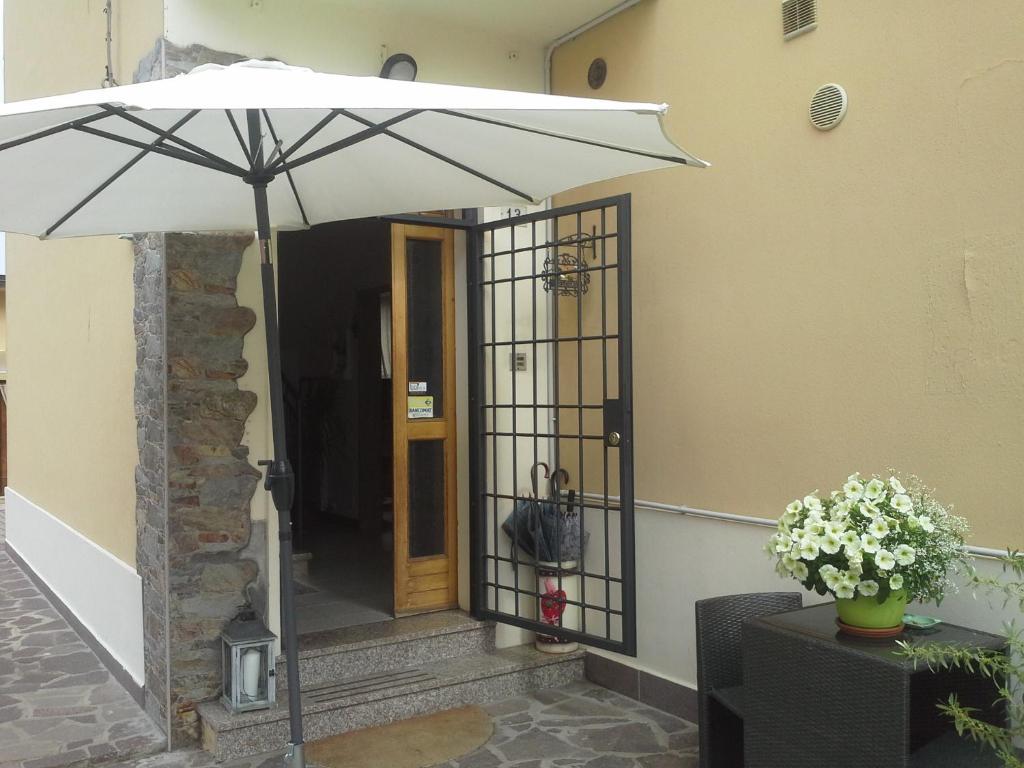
[782,0,817,40]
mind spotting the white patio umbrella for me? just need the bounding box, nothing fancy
[0,59,707,765]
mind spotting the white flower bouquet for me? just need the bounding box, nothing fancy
[767,472,970,604]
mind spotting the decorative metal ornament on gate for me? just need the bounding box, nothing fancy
[541,230,597,298]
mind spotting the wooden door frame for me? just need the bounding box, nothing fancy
[390,223,459,614]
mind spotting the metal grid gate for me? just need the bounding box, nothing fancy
[468,195,636,655]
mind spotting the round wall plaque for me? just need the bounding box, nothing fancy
[588,58,607,90]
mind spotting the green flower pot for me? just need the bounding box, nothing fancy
[835,590,908,629]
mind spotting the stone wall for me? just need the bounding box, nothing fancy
[135,38,248,82]
[134,234,170,734]
[133,39,266,747]
[165,233,261,744]
[134,233,263,747]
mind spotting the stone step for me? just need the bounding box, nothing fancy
[280,610,495,688]
[198,645,585,761]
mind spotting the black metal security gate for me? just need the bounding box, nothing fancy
[468,195,636,655]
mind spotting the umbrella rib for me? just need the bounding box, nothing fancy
[45,110,202,238]
[100,105,250,175]
[267,109,341,170]
[225,110,254,167]
[260,109,310,228]
[270,110,423,175]
[337,109,537,203]
[73,124,247,176]
[0,110,115,154]
[432,109,691,166]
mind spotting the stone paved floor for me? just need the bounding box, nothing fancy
[436,681,698,768]
[0,551,166,768]
[0,498,695,768]
[106,681,698,768]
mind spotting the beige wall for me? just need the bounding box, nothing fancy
[4,0,163,564]
[0,286,7,352]
[550,0,1024,683]
[552,0,1024,550]
[0,286,7,379]
[164,0,545,91]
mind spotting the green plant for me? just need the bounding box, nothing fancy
[766,472,971,604]
[898,551,1024,767]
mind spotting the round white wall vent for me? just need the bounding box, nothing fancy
[809,83,847,130]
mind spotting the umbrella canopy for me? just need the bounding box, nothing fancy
[0,59,706,238]
[0,58,707,766]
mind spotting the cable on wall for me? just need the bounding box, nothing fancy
[102,0,118,88]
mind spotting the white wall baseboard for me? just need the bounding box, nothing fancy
[5,487,144,685]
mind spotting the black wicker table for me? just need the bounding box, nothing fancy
[742,603,1006,768]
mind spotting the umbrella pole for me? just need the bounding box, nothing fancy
[252,178,306,768]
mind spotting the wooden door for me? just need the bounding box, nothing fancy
[391,224,458,614]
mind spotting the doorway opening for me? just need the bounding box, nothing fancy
[279,219,395,634]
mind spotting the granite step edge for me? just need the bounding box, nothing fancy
[280,617,496,688]
[202,653,584,760]
[287,610,494,661]
[201,645,585,732]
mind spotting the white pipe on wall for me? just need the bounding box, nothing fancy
[544,0,643,94]
[578,492,1011,560]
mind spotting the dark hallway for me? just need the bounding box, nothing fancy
[278,219,394,632]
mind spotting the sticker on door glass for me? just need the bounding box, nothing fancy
[408,381,428,393]
[408,396,434,419]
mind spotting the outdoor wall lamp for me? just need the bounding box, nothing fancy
[380,53,418,81]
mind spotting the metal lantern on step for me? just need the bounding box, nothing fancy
[221,617,277,713]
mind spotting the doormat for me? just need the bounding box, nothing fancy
[306,706,493,768]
